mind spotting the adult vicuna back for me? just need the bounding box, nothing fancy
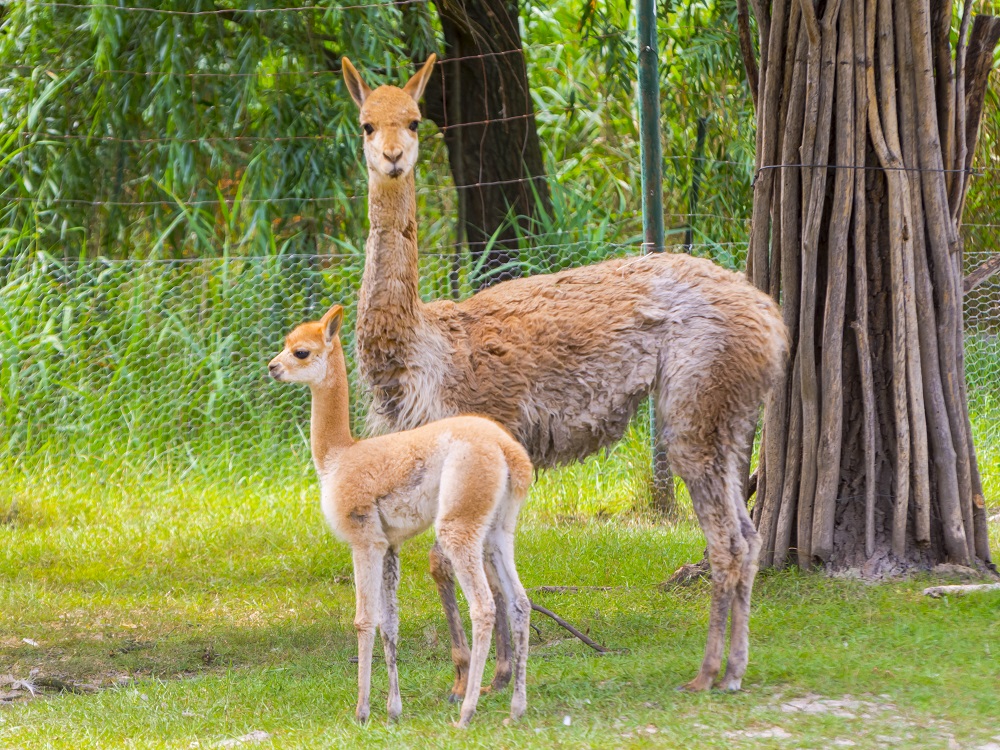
[343,55,789,693]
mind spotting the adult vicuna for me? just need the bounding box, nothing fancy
[269,304,533,727]
[342,55,788,692]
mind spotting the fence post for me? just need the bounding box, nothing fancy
[637,0,675,517]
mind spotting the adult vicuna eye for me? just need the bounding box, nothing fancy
[294,350,310,360]
[408,120,419,132]
[363,123,374,135]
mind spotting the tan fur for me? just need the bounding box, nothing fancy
[345,58,789,693]
[269,304,533,727]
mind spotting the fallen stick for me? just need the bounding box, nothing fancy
[529,601,608,653]
[922,583,1000,598]
[32,677,95,694]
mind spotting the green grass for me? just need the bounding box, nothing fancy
[1,454,999,750]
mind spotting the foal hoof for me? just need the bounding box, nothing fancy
[716,676,743,692]
[447,690,463,704]
[509,697,526,721]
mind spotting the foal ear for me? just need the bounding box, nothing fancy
[320,305,344,343]
[341,57,371,108]
[402,54,437,103]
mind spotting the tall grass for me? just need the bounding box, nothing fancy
[3,245,998,516]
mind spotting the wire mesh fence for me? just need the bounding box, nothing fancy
[0,1,998,515]
[2,233,999,493]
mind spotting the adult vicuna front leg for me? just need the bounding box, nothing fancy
[429,542,471,702]
[352,543,387,723]
[380,546,403,719]
[486,587,513,693]
[429,542,512,701]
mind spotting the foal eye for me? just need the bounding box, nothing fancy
[362,123,374,135]
[408,120,419,132]
[293,350,310,360]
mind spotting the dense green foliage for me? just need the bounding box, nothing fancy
[0,0,764,483]
[0,0,757,263]
[1,1,998,500]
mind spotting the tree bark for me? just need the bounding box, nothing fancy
[420,0,553,288]
[747,0,999,572]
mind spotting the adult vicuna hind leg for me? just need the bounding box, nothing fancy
[719,498,761,691]
[677,451,750,692]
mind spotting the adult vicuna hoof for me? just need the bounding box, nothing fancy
[486,669,512,694]
[355,705,370,724]
[677,676,713,692]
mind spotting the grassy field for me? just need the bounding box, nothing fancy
[1,446,999,750]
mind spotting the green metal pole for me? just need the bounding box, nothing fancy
[637,0,665,256]
[637,0,674,516]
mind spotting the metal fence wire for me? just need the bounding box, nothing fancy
[0,3,998,513]
[2,234,998,496]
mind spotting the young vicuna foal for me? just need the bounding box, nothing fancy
[269,305,533,727]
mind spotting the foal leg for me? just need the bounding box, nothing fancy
[486,527,531,721]
[380,546,403,719]
[440,539,495,728]
[429,542,471,702]
[430,541,513,700]
[352,543,386,723]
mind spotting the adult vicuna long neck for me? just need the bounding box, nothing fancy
[309,345,354,473]
[357,169,423,339]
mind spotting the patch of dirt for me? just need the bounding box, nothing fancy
[831,551,1000,582]
[929,563,991,581]
[777,693,897,720]
[725,726,793,740]
[215,730,271,747]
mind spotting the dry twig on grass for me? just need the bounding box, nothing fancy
[922,583,1000,598]
[529,601,608,654]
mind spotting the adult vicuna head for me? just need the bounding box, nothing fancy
[341,55,436,182]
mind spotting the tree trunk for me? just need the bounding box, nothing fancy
[745,0,1000,573]
[420,0,553,288]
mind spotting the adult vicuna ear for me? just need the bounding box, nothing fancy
[341,57,371,108]
[320,305,344,343]
[402,54,437,103]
